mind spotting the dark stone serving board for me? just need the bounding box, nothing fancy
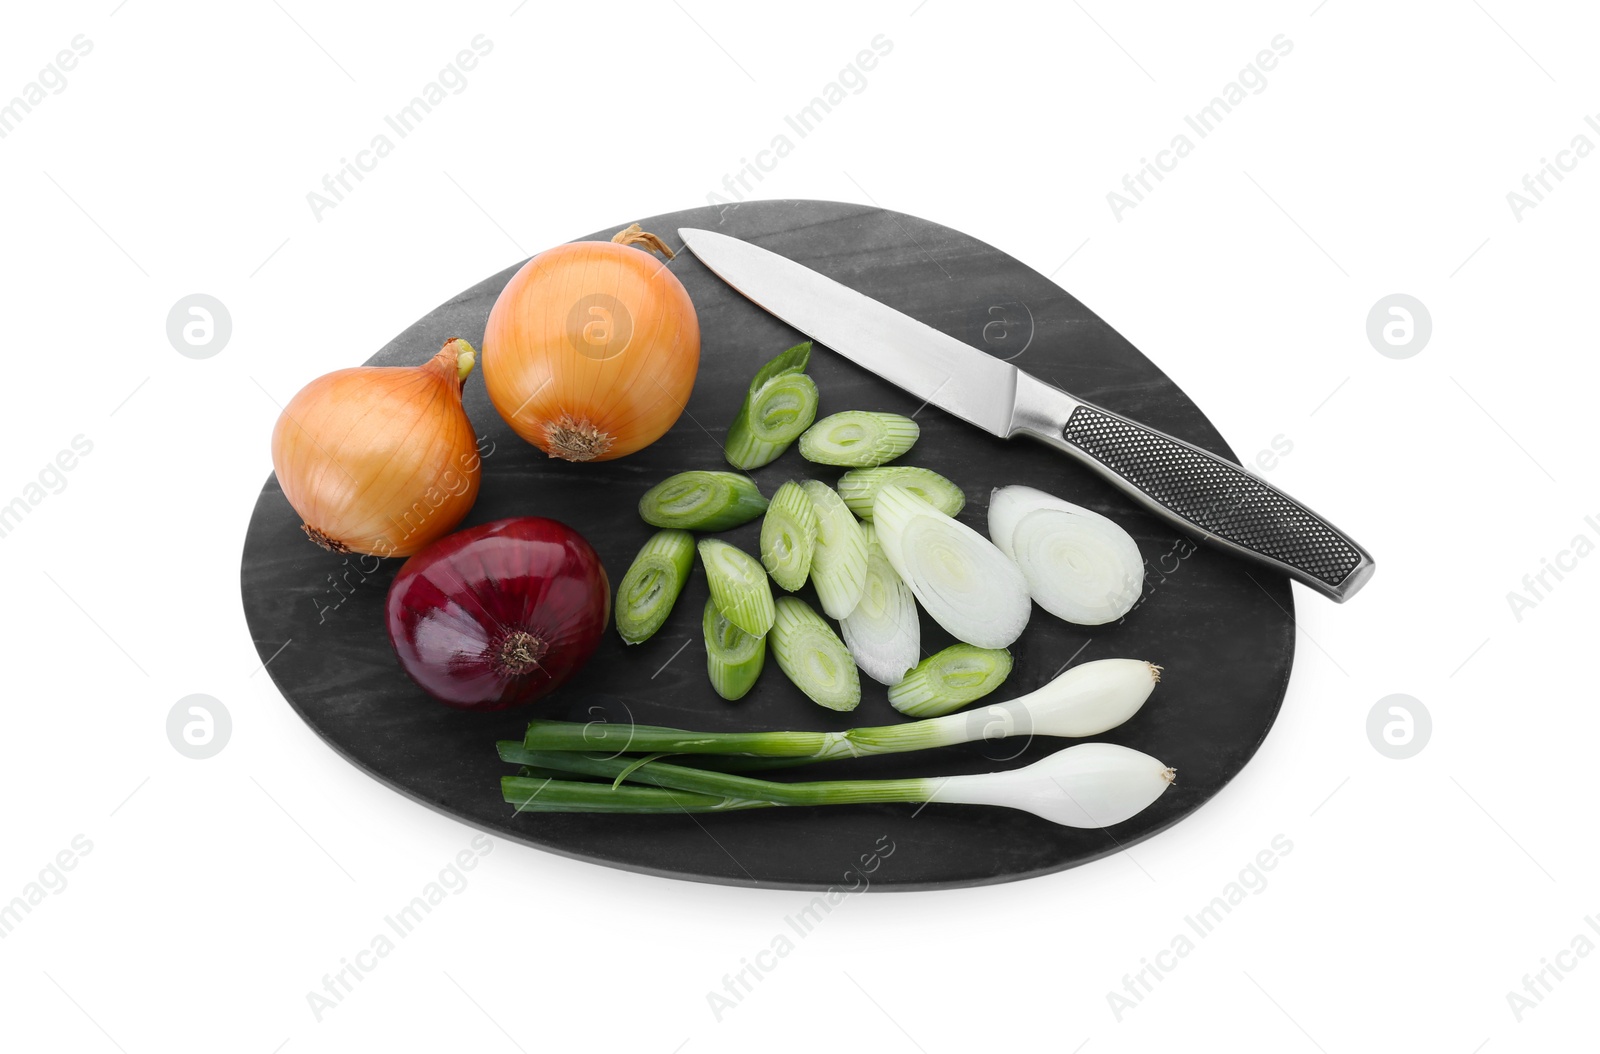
[240,200,1294,891]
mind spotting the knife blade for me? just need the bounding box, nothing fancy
[679,227,1375,602]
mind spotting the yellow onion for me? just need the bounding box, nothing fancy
[483,224,700,462]
[271,338,482,558]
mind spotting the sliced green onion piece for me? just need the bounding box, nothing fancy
[724,342,820,470]
[837,466,966,521]
[639,471,767,531]
[799,480,868,618]
[840,524,919,686]
[703,597,766,701]
[698,539,775,636]
[760,481,819,592]
[873,484,1030,649]
[799,411,920,467]
[888,643,1013,717]
[770,596,860,711]
[613,529,696,644]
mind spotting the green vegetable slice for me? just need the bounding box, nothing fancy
[639,471,767,530]
[614,529,696,644]
[698,539,775,636]
[887,643,1014,717]
[770,596,860,711]
[724,342,820,470]
[798,411,919,467]
[703,597,766,701]
[837,466,966,521]
[759,481,819,592]
[799,480,868,618]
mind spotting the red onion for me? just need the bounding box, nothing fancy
[385,517,611,710]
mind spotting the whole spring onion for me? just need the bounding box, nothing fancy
[873,484,1030,649]
[800,480,868,618]
[614,530,696,644]
[759,481,819,592]
[799,411,920,467]
[639,471,767,530]
[770,596,860,711]
[724,342,819,469]
[483,225,699,462]
[837,466,965,522]
[505,742,1176,829]
[703,598,765,701]
[839,524,919,686]
[698,539,775,636]
[888,643,1012,717]
[271,338,481,557]
[522,658,1161,760]
[989,485,1145,625]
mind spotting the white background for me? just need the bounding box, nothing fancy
[2,1,1595,1050]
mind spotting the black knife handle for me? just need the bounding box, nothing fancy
[1054,403,1375,601]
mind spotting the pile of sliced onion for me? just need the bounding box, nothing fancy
[872,485,1030,650]
[988,485,1144,626]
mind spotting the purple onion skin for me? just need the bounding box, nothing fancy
[386,517,612,710]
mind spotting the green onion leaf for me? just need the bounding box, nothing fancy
[798,411,919,467]
[837,466,966,521]
[770,596,860,711]
[724,342,820,470]
[760,481,819,592]
[639,471,768,531]
[698,539,775,636]
[703,597,766,701]
[888,643,1014,717]
[614,529,696,644]
[800,480,868,618]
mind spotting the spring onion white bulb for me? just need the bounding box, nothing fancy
[840,524,919,686]
[988,485,1144,625]
[800,480,868,618]
[872,484,1030,649]
[930,743,1175,827]
[523,658,1161,762]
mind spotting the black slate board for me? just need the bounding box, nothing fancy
[240,200,1294,891]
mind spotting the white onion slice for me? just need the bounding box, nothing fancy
[840,525,920,686]
[873,485,1030,649]
[988,485,1143,626]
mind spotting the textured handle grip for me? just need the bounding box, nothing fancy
[1061,404,1373,600]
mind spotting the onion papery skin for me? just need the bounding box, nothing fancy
[271,340,481,558]
[385,517,611,710]
[482,232,700,462]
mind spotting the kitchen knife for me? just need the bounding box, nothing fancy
[679,227,1375,602]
